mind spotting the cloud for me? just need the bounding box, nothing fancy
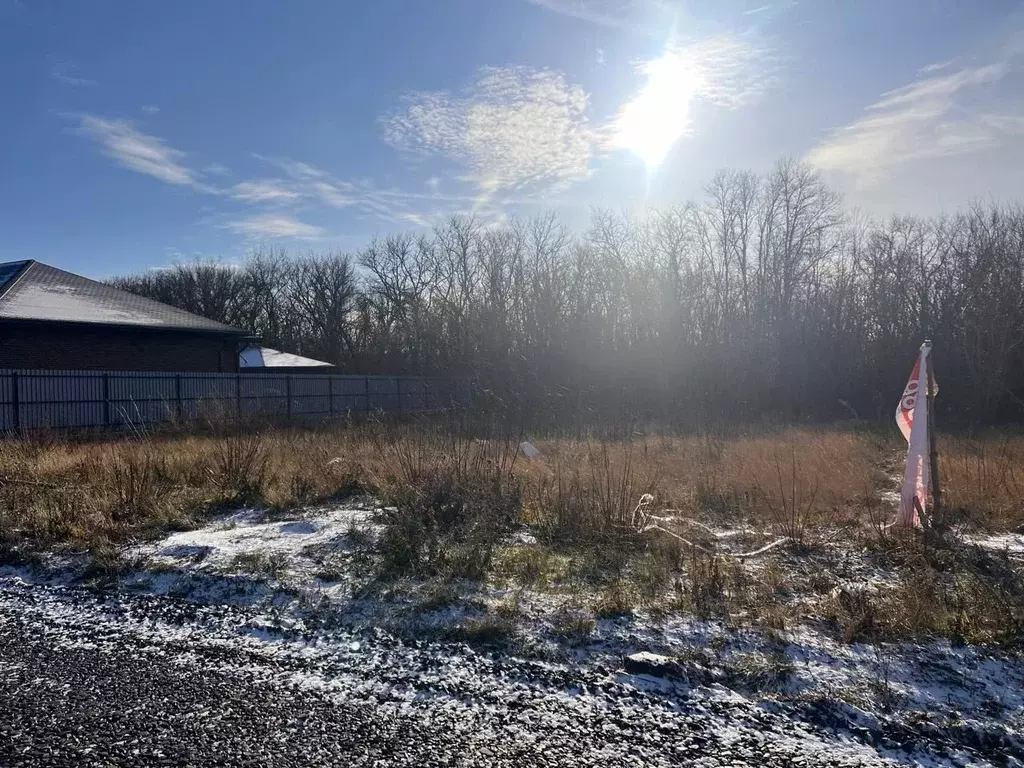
[614,34,776,166]
[75,115,202,187]
[526,0,790,31]
[141,105,161,115]
[918,58,957,75]
[229,179,299,203]
[67,113,495,237]
[224,214,323,239]
[382,66,598,194]
[528,0,638,27]
[673,34,776,109]
[524,0,665,30]
[50,62,96,87]
[807,55,1024,186]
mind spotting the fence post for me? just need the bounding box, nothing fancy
[102,373,111,426]
[286,376,293,420]
[423,379,429,412]
[329,376,335,416]
[365,376,371,413]
[236,374,242,420]
[175,374,183,420]
[11,371,19,433]
[396,376,402,414]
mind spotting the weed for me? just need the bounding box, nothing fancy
[419,583,460,612]
[594,584,634,618]
[726,649,794,692]
[492,545,550,586]
[107,449,173,523]
[552,611,596,644]
[230,551,288,579]
[449,615,517,647]
[211,432,270,502]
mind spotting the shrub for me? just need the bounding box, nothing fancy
[375,427,522,580]
[211,431,270,502]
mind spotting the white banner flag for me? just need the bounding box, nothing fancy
[895,343,934,526]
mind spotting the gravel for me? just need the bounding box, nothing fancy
[0,577,916,768]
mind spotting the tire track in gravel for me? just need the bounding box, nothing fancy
[0,578,918,767]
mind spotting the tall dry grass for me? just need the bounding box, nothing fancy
[3,421,1023,644]
[518,428,882,541]
[941,433,1024,531]
[0,423,888,555]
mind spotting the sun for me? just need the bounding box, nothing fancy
[615,50,706,170]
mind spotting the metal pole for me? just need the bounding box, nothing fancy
[286,375,293,419]
[926,348,942,526]
[423,379,429,412]
[236,374,242,420]
[11,371,19,433]
[396,376,402,414]
[365,376,371,413]
[102,373,111,426]
[175,374,183,420]
[329,376,335,416]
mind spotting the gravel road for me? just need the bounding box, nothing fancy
[0,576,980,767]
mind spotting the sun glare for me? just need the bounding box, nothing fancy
[615,50,706,170]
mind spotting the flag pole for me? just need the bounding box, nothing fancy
[925,340,942,528]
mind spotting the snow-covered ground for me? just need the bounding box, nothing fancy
[963,531,1024,556]
[4,501,1023,766]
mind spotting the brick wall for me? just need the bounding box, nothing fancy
[0,323,240,372]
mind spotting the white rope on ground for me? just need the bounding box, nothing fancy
[639,523,792,558]
[630,495,792,559]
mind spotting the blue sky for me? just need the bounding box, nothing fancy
[2,0,1024,278]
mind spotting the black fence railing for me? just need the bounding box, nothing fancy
[0,369,470,432]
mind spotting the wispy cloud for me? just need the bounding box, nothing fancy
[673,34,776,109]
[75,115,204,187]
[229,179,299,203]
[68,113,480,237]
[614,34,777,166]
[49,62,96,87]
[257,156,443,223]
[526,0,640,28]
[526,0,789,31]
[807,49,1024,186]
[918,58,958,75]
[382,66,598,194]
[224,214,323,239]
[141,104,161,115]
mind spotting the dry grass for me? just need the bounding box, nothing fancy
[828,536,1024,644]
[0,423,375,554]
[942,433,1024,531]
[519,428,883,544]
[1,421,1022,646]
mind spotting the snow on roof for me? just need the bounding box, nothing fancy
[239,345,333,368]
[0,260,247,335]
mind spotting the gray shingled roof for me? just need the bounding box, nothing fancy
[0,260,248,335]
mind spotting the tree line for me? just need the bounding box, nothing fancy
[111,159,1024,427]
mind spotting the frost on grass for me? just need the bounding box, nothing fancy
[4,498,1024,764]
[124,503,383,606]
[962,531,1024,556]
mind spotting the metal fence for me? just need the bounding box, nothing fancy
[0,369,470,432]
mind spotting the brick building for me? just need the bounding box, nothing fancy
[0,260,250,372]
